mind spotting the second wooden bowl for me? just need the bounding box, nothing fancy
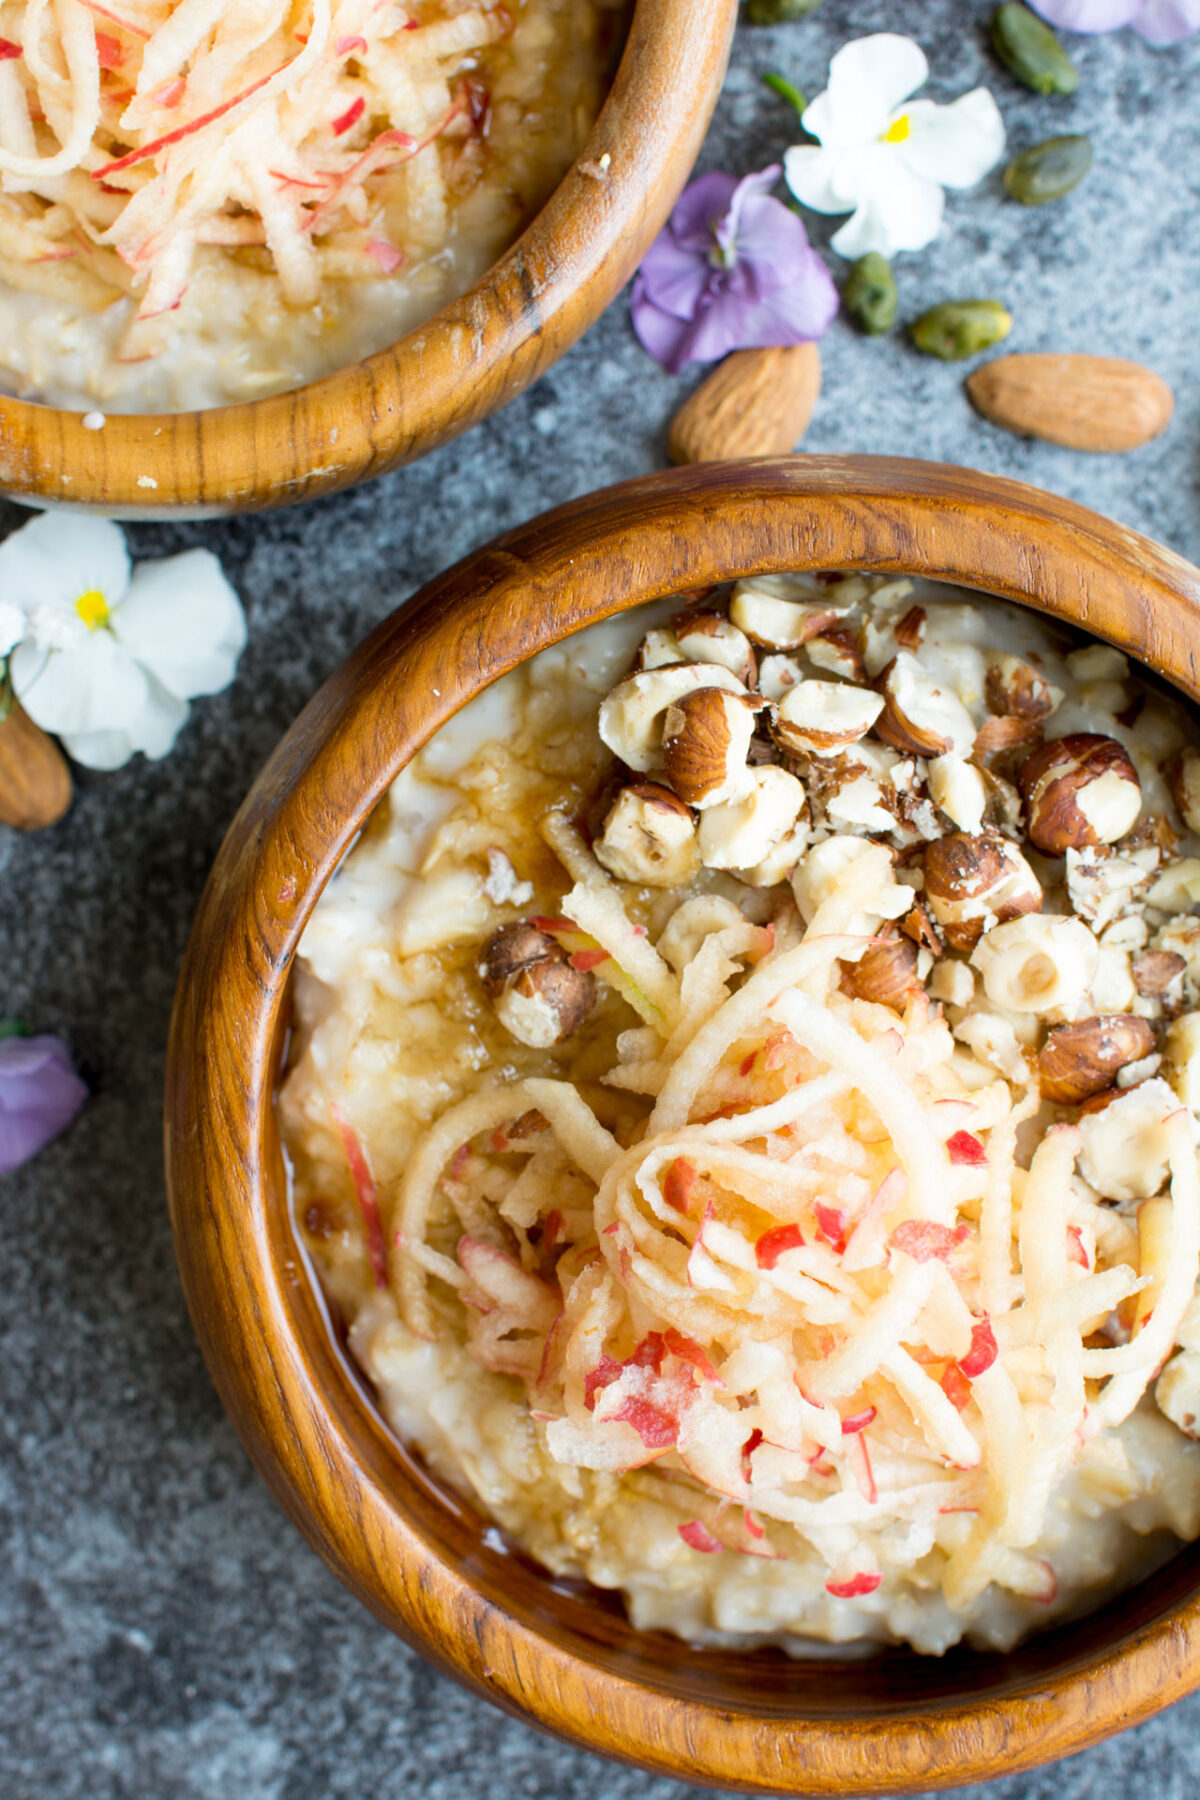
[0,0,734,518]
[166,457,1200,1792]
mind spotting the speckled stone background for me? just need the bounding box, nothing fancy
[2,4,1200,1796]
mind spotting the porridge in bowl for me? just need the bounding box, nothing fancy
[0,0,620,411]
[280,574,1200,1656]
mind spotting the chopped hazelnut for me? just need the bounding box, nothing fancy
[923,829,1043,952]
[632,628,684,672]
[1168,747,1200,835]
[984,654,1063,720]
[1156,1351,1200,1439]
[598,663,745,773]
[756,653,804,703]
[1146,859,1200,913]
[840,932,920,1010]
[730,578,848,650]
[875,652,976,759]
[670,610,757,686]
[772,680,885,758]
[1165,1012,1200,1112]
[1132,948,1187,997]
[661,687,758,808]
[929,960,975,1007]
[1036,1014,1157,1104]
[698,764,808,877]
[594,782,701,887]
[1018,734,1142,854]
[806,626,867,684]
[478,923,595,1048]
[1076,1076,1178,1201]
[971,913,1099,1017]
[927,755,989,833]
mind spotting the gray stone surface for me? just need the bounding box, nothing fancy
[2,4,1200,1795]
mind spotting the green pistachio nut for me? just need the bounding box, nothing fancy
[842,254,897,336]
[991,3,1078,93]
[745,0,823,22]
[910,300,1013,362]
[1004,134,1093,205]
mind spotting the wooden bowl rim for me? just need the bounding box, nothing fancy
[0,0,735,517]
[166,456,1200,1793]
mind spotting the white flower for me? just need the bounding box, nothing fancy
[0,597,23,658]
[784,35,1006,260]
[2,513,246,770]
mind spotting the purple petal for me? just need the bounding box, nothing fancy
[1028,0,1142,28]
[635,232,717,322]
[1131,0,1200,39]
[0,1034,88,1173]
[630,282,704,373]
[668,170,741,250]
[715,165,783,261]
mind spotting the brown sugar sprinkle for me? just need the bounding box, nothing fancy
[304,1201,336,1240]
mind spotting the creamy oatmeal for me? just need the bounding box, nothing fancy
[280,575,1200,1656]
[0,0,619,411]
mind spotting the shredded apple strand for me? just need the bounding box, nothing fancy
[0,0,504,316]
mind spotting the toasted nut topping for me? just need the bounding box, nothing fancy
[1036,1014,1157,1104]
[973,714,1044,765]
[730,578,848,650]
[984,654,1064,720]
[875,652,976,759]
[479,924,595,1048]
[1156,1350,1200,1440]
[756,653,804,703]
[1165,1012,1200,1112]
[632,628,684,672]
[1168,747,1200,835]
[1077,1076,1178,1201]
[594,782,701,887]
[662,688,758,808]
[840,932,920,1010]
[670,610,757,686]
[772,680,885,758]
[971,913,1099,1016]
[893,606,926,652]
[1018,733,1142,854]
[479,922,562,997]
[807,624,868,684]
[902,899,944,956]
[698,764,808,875]
[923,829,1043,952]
[598,663,745,774]
[1132,949,1187,997]
[927,755,989,833]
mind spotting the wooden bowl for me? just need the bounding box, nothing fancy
[0,0,734,520]
[165,457,1200,1793]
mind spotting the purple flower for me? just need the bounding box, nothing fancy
[0,1034,87,1173]
[1030,0,1200,41]
[631,166,838,375]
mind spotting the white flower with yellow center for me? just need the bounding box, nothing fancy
[2,513,246,770]
[783,35,1007,260]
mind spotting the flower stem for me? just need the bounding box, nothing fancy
[762,71,808,120]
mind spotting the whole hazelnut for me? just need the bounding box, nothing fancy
[1018,734,1142,855]
[923,829,1043,952]
[840,932,920,1011]
[1168,747,1200,836]
[875,653,976,759]
[478,923,595,1048]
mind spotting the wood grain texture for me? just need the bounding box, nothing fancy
[165,457,1200,1795]
[0,0,734,520]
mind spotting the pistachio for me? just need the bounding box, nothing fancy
[910,300,1012,363]
[1005,135,1093,206]
[842,254,897,336]
[746,0,821,19]
[991,3,1078,94]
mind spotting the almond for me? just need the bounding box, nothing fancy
[0,703,72,830]
[668,344,821,465]
[967,353,1174,453]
